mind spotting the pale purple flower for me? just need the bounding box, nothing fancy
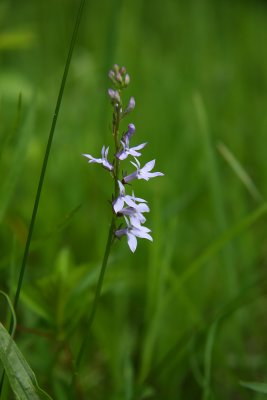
[122,158,164,183]
[113,180,147,213]
[116,140,147,160]
[119,203,150,227]
[115,217,153,252]
[82,146,113,171]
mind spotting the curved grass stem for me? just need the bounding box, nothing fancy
[0,0,87,398]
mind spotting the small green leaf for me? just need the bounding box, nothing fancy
[0,323,52,400]
[240,380,267,394]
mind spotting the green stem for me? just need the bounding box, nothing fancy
[72,96,122,395]
[112,106,121,195]
[0,0,86,398]
[72,215,116,376]
[12,0,86,318]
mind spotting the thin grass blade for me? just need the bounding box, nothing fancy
[217,141,263,202]
[239,381,267,394]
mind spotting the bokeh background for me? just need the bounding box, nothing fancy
[1,0,267,398]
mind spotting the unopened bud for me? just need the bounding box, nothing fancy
[124,74,130,86]
[116,72,123,83]
[113,64,119,73]
[108,88,121,103]
[108,70,115,80]
[127,123,135,137]
[122,123,136,143]
[123,96,135,116]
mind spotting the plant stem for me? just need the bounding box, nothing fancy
[72,90,122,394]
[0,0,86,398]
[72,215,115,379]
[12,0,87,320]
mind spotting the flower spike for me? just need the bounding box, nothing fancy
[83,64,164,252]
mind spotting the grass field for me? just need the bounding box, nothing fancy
[1,0,267,398]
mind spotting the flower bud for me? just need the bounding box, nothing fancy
[116,72,123,83]
[108,88,121,104]
[113,64,119,73]
[128,123,135,137]
[108,70,115,80]
[128,96,135,111]
[124,74,130,86]
[123,96,135,116]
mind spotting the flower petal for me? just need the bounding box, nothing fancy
[117,151,128,160]
[128,149,142,157]
[113,197,124,213]
[124,196,139,207]
[146,171,164,179]
[142,159,155,172]
[118,180,125,195]
[132,229,153,241]
[136,203,150,213]
[127,232,137,252]
[131,193,147,203]
[132,142,147,151]
[82,154,103,164]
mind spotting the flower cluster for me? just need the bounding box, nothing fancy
[83,65,164,252]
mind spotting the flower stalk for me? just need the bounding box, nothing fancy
[74,64,164,385]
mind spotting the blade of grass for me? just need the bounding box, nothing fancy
[146,270,267,385]
[193,92,237,296]
[0,0,87,396]
[217,141,263,202]
[11,0,87,316]
[0,93,21,162]
[138,203,176,383]
[0,94,34,223]
[239,381,267,394]
[176,203,267,288]
[202,321,218,400]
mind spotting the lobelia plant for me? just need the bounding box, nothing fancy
[74,65,163,380]
[83,64,164,252]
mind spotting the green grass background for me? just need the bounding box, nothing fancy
[1,0,267,398]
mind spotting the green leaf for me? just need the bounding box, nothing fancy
[0,323,52,400]
[240,380,267,394]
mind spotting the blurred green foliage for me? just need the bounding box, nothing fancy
[1,0,267,398]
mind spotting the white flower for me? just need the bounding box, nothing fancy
[119,203,150,227]
[115,217,153,252]
[116,140,147,161]
[82,146,113,171]
[122,158,164,183]
[113,181,147,213]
